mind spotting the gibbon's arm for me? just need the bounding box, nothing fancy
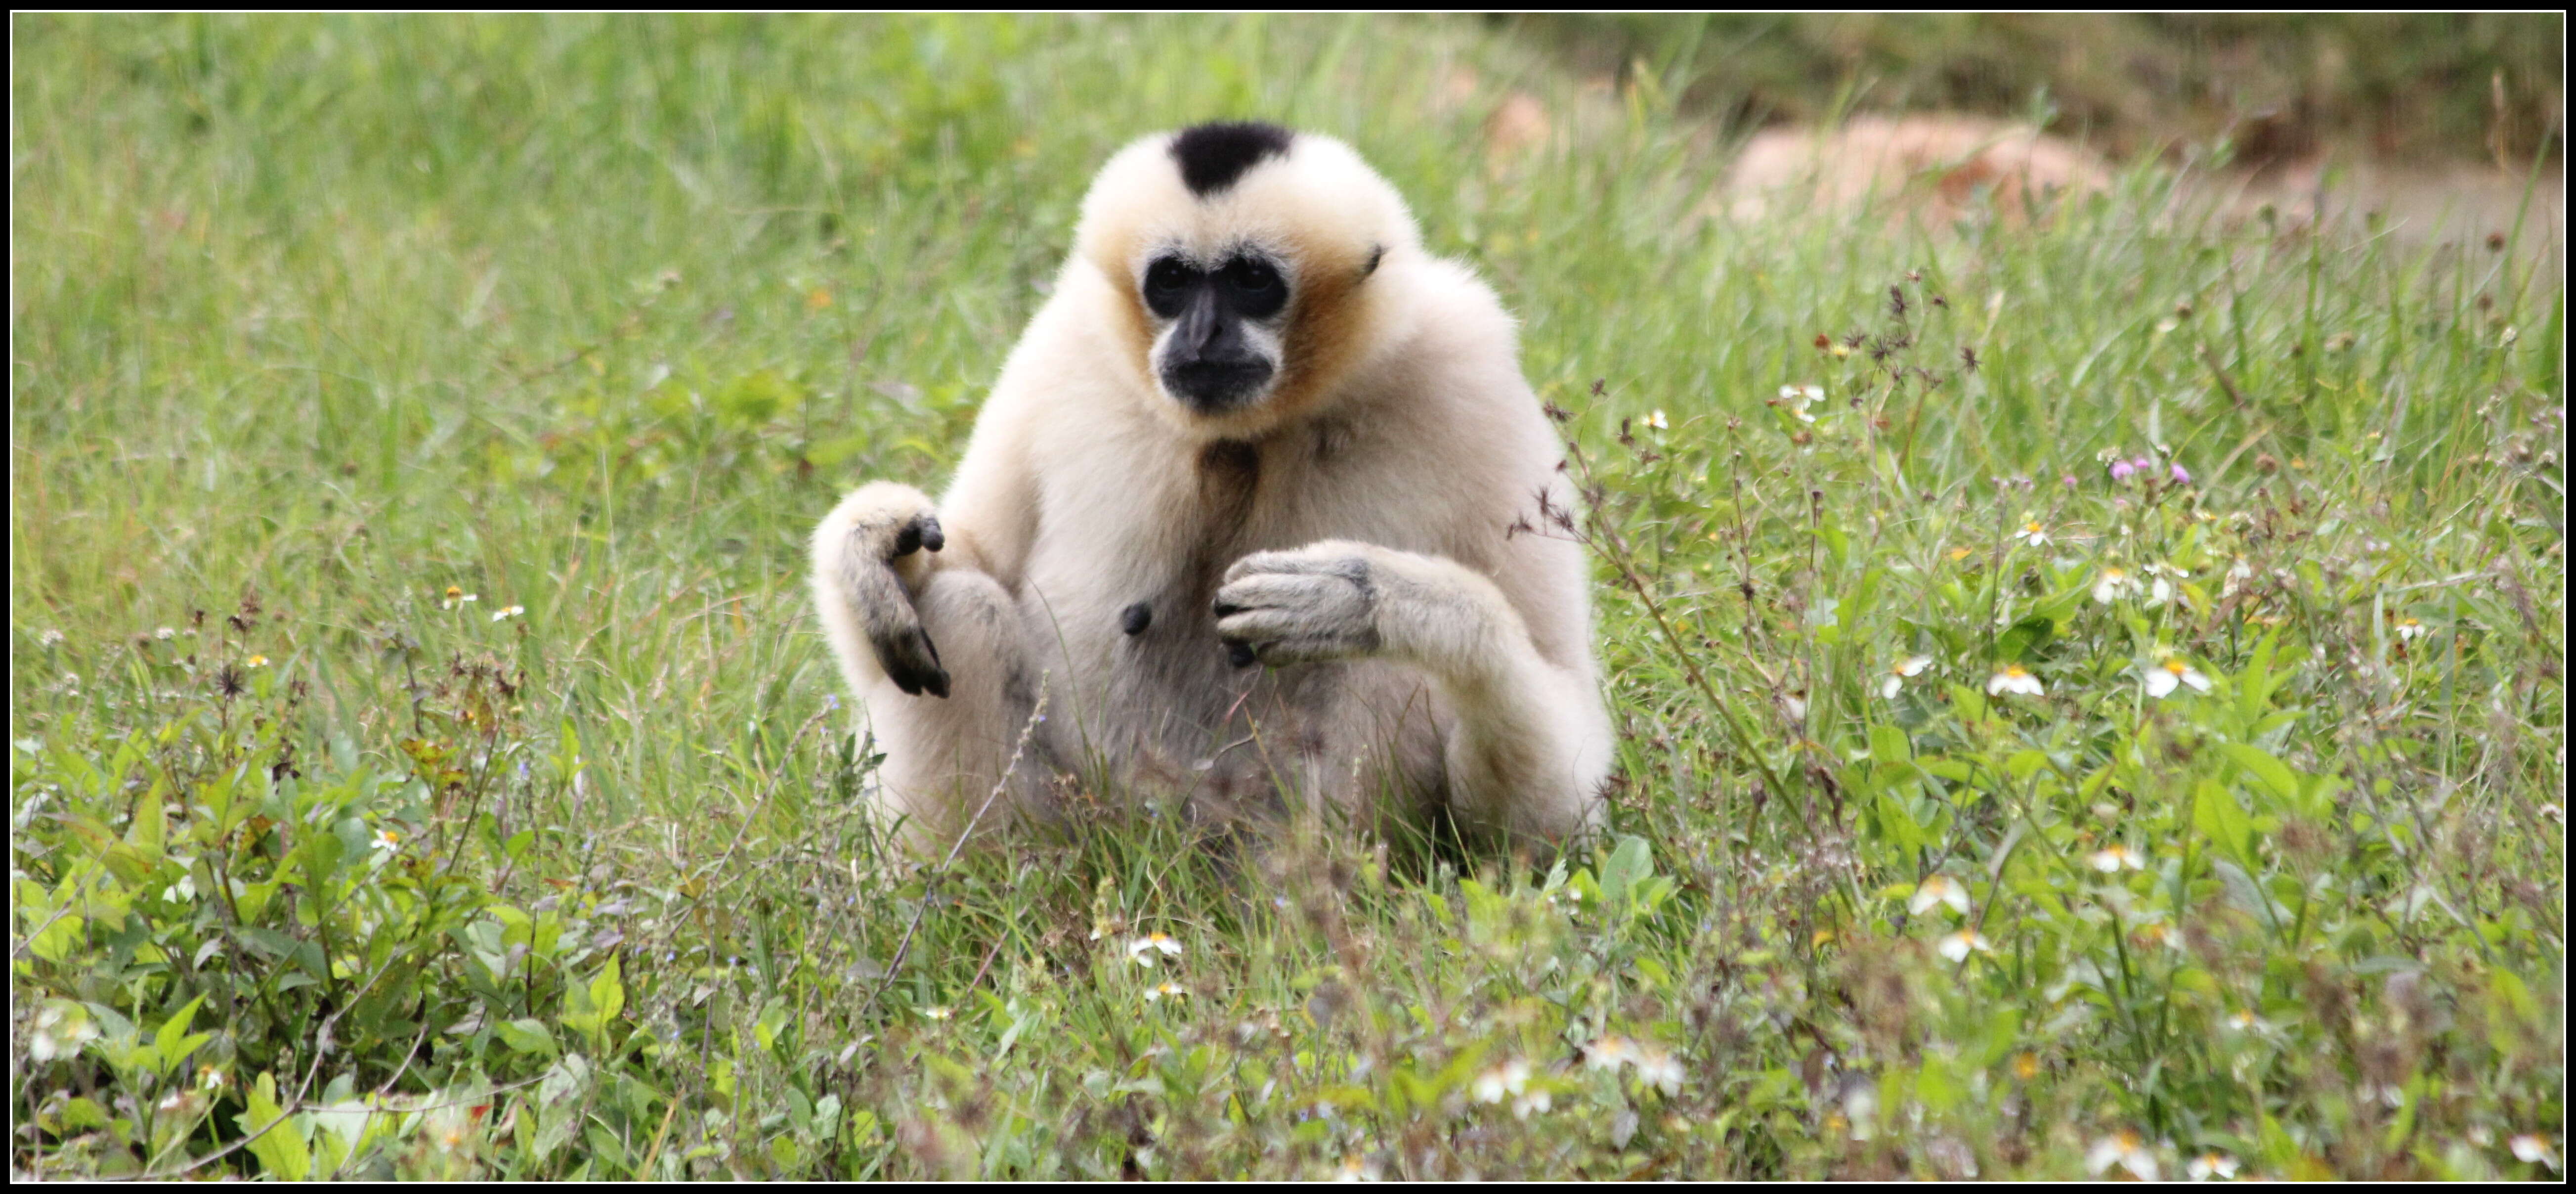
[1213,540,1611,841]
[810,384,1040,700]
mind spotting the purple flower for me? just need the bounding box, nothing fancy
[2109,459,2137,481]
[2061,474,2079,489]
[2168,463,2191,484]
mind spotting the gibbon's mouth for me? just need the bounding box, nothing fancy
[1159,357,1276,413]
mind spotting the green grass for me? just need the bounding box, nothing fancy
[11,14,2564,1181]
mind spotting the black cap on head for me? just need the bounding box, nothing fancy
[1170,121,1294,197]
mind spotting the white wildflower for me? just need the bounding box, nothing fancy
[2145,657,2212,698]
[2088,1130,2160,1182]
[1909,875,1970,917]
[1472,1059,1531,1104]
[1632,1045,1683,1095]
[27,1003,96,1062]
[1127,932,1183,968]
[1585,1035,1637,1071]
[2088,844,2146,873]
[1780,384,1825,422]
[2092,567,2138,604]
[1986,664,2045,697]
[1936,929,1992,963]
[2143,562,2188,607]
[1880,655,1931,699]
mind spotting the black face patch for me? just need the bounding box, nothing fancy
[1169,121,1293,196]
[1147,251,1288,411]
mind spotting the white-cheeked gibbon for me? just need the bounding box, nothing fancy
[811,121,1610,853]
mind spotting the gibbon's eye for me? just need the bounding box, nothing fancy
[1220,255,1288,320]
[1143,257,1197,318]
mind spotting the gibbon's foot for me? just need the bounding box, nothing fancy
[827,485,952,698]
[1212,545,1384,667]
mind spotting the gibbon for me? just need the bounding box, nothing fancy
[811,121,1611,852]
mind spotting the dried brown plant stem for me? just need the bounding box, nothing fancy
[1559,442,1793,802]
[858,685,1050,1022]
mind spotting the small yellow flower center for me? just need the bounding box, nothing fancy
[2004,665,2028,677]
[445,586,463,599]
[2164,660,2188,674]
[2023,521,2043,533]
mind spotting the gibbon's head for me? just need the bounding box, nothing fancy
[1073,122,1424,435]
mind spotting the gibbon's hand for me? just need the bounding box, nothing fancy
[1212,545,1384,668]
[832,488,952,698]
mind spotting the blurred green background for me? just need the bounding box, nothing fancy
[1520,13,2562,164]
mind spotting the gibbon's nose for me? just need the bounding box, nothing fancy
[1174,285,1264,364]
[1161,289,1274,411]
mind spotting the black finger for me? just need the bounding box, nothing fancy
[885,656,952,698]
[916,627,949,697]
[875,626,950,699]
[892,521,923,558]
[917,515,945,553]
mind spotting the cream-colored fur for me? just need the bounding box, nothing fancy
[811,128,1611,852]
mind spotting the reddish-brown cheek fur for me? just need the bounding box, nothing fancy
[1266,231,1376,426]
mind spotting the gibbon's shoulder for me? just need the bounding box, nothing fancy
[1368,252,1529,398]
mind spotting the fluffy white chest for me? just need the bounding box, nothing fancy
[1013,418,1409,763]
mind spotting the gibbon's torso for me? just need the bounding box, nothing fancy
[972,252,1568,816]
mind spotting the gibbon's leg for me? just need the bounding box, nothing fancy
[812,483,1038,849]
[1212,540,1609,846]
